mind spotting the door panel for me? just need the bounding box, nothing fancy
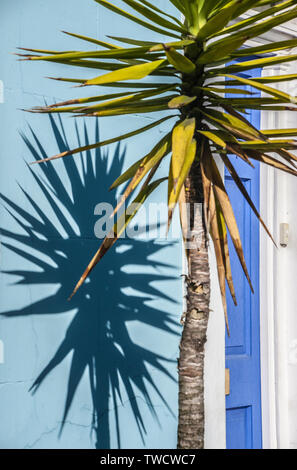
[226,406,252,449]
[225,67,262,449]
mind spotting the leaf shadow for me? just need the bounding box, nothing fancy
[0,114,180,449]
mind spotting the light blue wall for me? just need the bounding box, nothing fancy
[0,0,182,449]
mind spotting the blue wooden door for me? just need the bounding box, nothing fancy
[225,67,262,449]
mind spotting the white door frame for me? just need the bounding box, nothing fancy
[260,60,295,449]
[256,21,297,448]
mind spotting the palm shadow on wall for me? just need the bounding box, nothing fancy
[0,115,180,448]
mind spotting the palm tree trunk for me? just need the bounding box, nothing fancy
[177,159,210,449]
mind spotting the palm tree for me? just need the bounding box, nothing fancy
[19,0,297,448]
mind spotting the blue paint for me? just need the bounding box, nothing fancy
[0,0,182,449]
[225,67,262,449]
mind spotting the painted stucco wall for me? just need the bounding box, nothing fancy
[277,58,297,449]
[0,0,186,449]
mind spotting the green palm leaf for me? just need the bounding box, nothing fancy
[95,0,181,38]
